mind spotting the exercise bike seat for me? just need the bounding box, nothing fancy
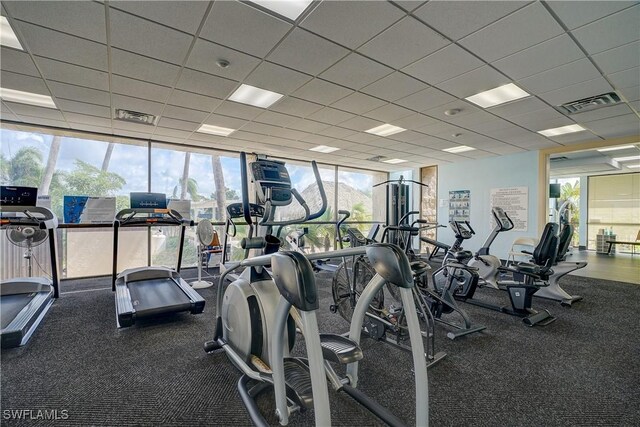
[319,334,363,364]
[410,260,430,276]
[449,250,473,262]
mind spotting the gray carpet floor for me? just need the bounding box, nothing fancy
[1,267,639,426]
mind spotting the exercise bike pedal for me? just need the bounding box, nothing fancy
[329,304,338,314]
[319,333,363,364]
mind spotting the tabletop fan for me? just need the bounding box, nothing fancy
[7,225,49,277]
[191,219,217,289]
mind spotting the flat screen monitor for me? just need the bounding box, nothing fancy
[549,183,561,199]
[130,192,167,209]
[0,186,38,206]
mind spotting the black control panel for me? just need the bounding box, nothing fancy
[492,207,514,231]
[251,160,292,206]
[0,186,38,206]
[227,202,265,219]
[130,192,168,209]
[451,221,474,239]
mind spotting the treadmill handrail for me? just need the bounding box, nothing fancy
[0,206,58,230]
[114,208,193,227]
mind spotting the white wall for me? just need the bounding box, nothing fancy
[437,150,541,259]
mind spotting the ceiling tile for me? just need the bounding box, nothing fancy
[508,108,574,131]
[339,116,381,131]
[186,39,260,81]
[584,113,640,138]
[459,2,564,62]
[391,113,439,130]
[270,97,323,117]
[489,97,550,118]
[330,92,387,115]
[402,44,484,85]
[156,117,199,132]
[255,110,298,127]
[547,1,637,30]
[0,46,39,77]
[0,102,21,121]
[301,1,403,49]
[111,75,171,103]
[619,85,639,102]
[292,79,353,105]
[110,1,208,34]
[413,0,527,41]
[17,116,68,128]
[203,113,248,129]
[5,0,106,43]
[268,28,349,75]
[395,86,457,111]
[592,41,640,75]
[244,61,312,95]
[571,5,640,54]
[111,94,165,116]
[49,81,110,106]
[307,107,356,125]
[547,130,600,145]
[154,127,191,140]
[492,35,586,80]
[64,112,112,128]
[109,9,193,65]
[214,101,264,120]
[466,118,516,135]
[287,119,329,133]
[201,0,291,57]
[15,21,108,70]
[35,56,109,91]
[162,105,209,123]
[518,58,602,95]
[320,53,393,90]
[0,71,50,95]
[538,77,614,106]
[69,123,112,134]
[111,48,181,87]
[166,90,222,112]
[436,66,511,98]
[607,67,640,90]
[176,68,238,99]
[360,72,426,102]
[363,103,414,122]
[358,16,449,68]
[316,126,356,139]
[57,99,111,118]
[3,101,64,120]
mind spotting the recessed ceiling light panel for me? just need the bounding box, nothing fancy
[537,124,585,137]
[229,84,283,108]
[612,155,640,162]
[443,145,475,154]
[597,145,635,152]
[382,158,407,164]
[0,16,23,50]
[365,124,406,137]
[465,83,529,108]
[197,124,235,136]
[249,0,313,20]
[309,145,340,153]
[626,164,640,168]
[0,87,56,108]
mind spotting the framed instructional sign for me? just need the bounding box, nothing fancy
[490,187,528,231]
[449,190,470,222]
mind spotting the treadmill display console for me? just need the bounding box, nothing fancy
[250,160,292,207]
[130,192,168,209]
[227,203,265,219]
[0,186,38,206]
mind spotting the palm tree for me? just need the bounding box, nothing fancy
[179,152,191,200]
[3,147,44,187]
[211,155,226,220]
[172,177,200,201]
[39,135,62,196]
[101,143,115,172]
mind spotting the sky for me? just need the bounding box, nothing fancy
[1,129,378,199]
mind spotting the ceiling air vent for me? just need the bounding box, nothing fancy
[550,156,569,162]
[556,92,621,115]
[115,109,158,126]
[366,155,385,162]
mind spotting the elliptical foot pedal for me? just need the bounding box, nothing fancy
[319,333,363,364]
[283,358,314,409]
[523,310,556,327]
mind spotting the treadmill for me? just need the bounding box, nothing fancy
[112,193,205,327]
[1,186,60,348]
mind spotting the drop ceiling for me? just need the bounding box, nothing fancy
[0,0,639,172]
[550,143,640,177]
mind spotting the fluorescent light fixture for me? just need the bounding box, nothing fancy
[0,87,56,108]
[309,145,340,153]
[612,155,640,162]
[465,83,529,108]
[537,124,586,137]
[229,84,283,108]
[382,158,408,164]
[442,145,476,154]
[250,0,313,20]
[0,16,23,50]
[365,124,406,137]
[597,145,635,152]
[197,124,235,136]
[626,164,640,168]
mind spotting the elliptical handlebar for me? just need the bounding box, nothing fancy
[240,152,253,227]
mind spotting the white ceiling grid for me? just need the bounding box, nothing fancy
[0,0,637,171]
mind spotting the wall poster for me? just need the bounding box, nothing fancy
[490,186,528,231]
[449,190,470,222]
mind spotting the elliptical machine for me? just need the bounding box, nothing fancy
[205,153,429,426]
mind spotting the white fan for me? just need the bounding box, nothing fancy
[191,219,216,289]
[7,225,48,277]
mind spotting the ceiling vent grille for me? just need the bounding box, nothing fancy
[556,92,621,115]
[366,155,385,162]
[115,109,158,126]
[550,156,569,162]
